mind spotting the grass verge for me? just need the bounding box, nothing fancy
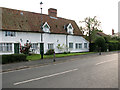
[27,52,95,61]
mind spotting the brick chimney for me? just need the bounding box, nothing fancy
[48,8,57,17]
[112,29,114,35]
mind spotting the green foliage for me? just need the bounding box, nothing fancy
[95,37,105,47]
[80,16,101,43]
[46,49,55,55]
[89,43,97,52]
[94,37,107,52]
[108,42,119,51]
[2,54,27,64]
[57,44,63,50]
[103,36,109,43]
[20,42,32,55]
[26,52,95,61]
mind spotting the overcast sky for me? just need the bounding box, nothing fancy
[0,0,119,35]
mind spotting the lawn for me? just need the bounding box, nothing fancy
[109,40,119,43]
[26,52,95,61]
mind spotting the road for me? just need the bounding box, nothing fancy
[2,53,118,88]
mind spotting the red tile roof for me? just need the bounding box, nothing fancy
[1,7,83,36]
[97,32,108,36]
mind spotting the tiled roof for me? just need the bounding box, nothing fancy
[1,7,83,36]
[97,32,107,36]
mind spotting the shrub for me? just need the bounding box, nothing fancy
[94,37,107,52]
[108,42,119,51]
[46,49,54,55]
[89,43,97,52]
[2,54,27,64]
[20,41,32,55]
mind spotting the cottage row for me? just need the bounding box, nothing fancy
[0,7,89,55]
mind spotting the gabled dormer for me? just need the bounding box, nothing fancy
[42,22,50,33]
[67,23,74,34]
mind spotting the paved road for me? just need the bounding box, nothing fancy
[2,53,118,88]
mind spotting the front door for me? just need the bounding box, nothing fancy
[14,43,19,54]
[40,43,44,54]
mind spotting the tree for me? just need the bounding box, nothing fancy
[95,37,107,52]
[80,16,101,43]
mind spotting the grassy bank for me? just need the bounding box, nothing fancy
[27,52,95,61]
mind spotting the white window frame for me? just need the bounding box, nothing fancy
[84,43,87,48]
[69,43,73,49]
[48,43,54,49]
[42,22,50,33]
[0,43,12,52]
[67,23,74,34]
[30,43,38,52]
[76,43,82,49]
[31,43,38,50]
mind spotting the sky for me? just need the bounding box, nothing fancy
[0,0,119,35]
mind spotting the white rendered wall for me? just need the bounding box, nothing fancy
[43,33,66,53]
[1,31,89,55]
[2,31,41,44]
[1,31,41,54]
[68,35,89,52]
[43,33,89,54]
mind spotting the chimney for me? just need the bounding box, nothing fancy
[112,29,114,35]
[48,8,57,17]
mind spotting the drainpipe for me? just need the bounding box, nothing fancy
[66,34,68,52]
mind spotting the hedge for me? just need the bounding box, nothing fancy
[108,42,120,51]
[1,54,28,64]
[89,42,120,52]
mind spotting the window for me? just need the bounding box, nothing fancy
[76,43,82,49]
[48,43,54,49]
[69,43,73,48]
[0,43,12,52]
[84,43,87,48]
[69,25,72,29]
[67,23,74,34]
[4,31,16,37]
[44,24,49,28]
[31,43,38,50]
[42,22,50,33]
[0,43,3,51]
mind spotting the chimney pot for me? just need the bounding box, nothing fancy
[112,29,114,35]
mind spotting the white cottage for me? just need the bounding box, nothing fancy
[0,7,89,55]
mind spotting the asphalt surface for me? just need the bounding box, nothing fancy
[2,51,118,72]
[2,52,118,88]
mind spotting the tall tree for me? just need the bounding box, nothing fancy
[80,16,101,43]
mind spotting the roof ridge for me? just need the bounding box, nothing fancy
[1,7,75,22]
[2,7,83,36]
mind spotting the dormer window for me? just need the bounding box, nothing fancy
[67,23,74,34]
[42,22,50,33]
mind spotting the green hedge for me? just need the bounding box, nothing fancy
[89,43,97,52]
[90,42,120,52]
[1,54,28,64]
[108,42,120,51]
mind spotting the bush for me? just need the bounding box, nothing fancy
[63,51,70,54]
[108,42,119,51]
[2,54,27,64]
[89,43,97,52]
[46,49,54,55]
[94,37,107,52]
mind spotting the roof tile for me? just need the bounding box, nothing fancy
[1,7,83,35]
